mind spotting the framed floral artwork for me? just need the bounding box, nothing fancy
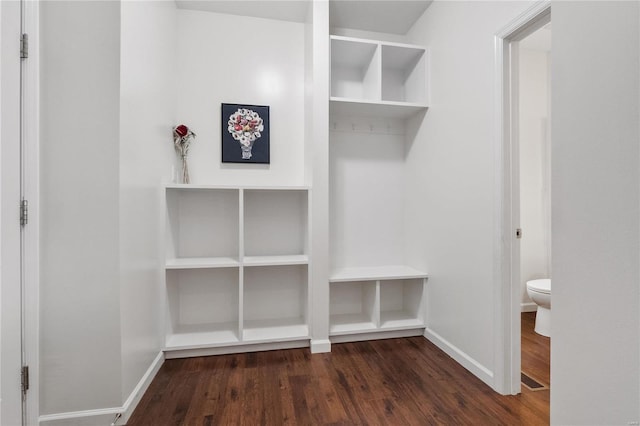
[221,103,270,164]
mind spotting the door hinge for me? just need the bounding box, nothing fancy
[20,200,28,226]
[516,228,522,239]
[21,365,29,394]
[20,33,28,59]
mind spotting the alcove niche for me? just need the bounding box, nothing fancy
[158,1,431,357]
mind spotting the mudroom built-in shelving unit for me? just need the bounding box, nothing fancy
[164,185,310,357]
[328,32,430,342]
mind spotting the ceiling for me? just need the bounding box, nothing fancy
[175,1,312,23]
[330,1,432,35]
[175,0,432,35]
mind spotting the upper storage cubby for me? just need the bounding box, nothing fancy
[330,37,380,101]
[330,35,429,118]
[381,44,427,104]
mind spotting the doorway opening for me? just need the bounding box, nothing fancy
[517,23,551,393]
[494,1,550,397]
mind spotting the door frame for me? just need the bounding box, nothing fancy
[493,0,550,395]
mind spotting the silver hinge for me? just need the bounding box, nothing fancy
[110,413,122,426]
[20,33,28,59]
[21,365,29,394]
[516,228,522,239]
[20,200,28,226]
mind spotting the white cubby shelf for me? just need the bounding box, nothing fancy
[330,35,429,118]
[329,266,428,338]
[164,185,310,353]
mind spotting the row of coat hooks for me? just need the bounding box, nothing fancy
[329,116,406,135]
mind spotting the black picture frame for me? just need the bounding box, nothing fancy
[221,103,270,164]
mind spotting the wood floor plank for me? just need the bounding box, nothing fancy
[521,312,550,388]
[129,330,549,425]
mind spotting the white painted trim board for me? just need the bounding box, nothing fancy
[492,0,551,396]
[424,328,494,388]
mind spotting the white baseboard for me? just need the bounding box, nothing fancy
[330,328,424,344]
[521,302,537,312]
[424,327,494,388]
[310,339,331,353]
[39,351,164,426]
[119,351,164,424]
[39,408,120,426]
[164,339,309,359]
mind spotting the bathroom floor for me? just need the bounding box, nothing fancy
[521,311,551,391]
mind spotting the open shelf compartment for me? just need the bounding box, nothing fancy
[330,281,377,335]
[242,264,309,342]
[166,187,239,264]
[243,189,309,258]
[165,268,240,349]
[330,36,380,101]
[380,278,424,329]
[381,44,427,104]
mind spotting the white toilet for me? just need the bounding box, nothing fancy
[526,278,551,337]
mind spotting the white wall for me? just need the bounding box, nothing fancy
[119,0,176,406]
[551,2,639,424]
[40,0,122,414]
[404,1,534,380]
[175,10,306,186]
[330,129,406,270]
[519,48,550,304]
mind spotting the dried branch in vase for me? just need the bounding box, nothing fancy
[173,124,196,184]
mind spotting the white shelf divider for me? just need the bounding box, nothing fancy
[329,313,377,335]
[330,265,428,283]
[166,322,240,350]
[243,254,309,267]
[166,257,240,269]
[379,311,424,330]
[329,97,427,119]
[242,318,309,343]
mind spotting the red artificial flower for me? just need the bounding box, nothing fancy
[174,124,189,138]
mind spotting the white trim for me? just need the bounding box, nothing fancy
[310,339,331,353]
[493,0,550,396]
[39,351,164,426]
[164,340,309,359]
[521,302,537,313]
[39,407,121,424]
[118,351,164,424]
[329,328,424,344]
[424,328,494,388]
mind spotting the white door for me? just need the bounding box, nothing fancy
[1,0,29,424]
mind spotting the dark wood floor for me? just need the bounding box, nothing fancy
[129,318,549,425]
[521,311,550,388]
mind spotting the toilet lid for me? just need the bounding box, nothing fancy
[527,278,551,294]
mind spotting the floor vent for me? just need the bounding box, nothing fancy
[521,372,548,391]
